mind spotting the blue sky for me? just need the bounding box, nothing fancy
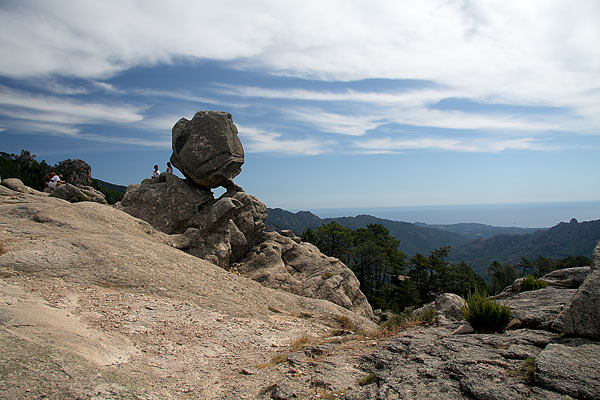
[1,1,599,215]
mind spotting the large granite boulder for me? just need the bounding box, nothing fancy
[499,286,578,330]
[227,189,267,260]
[238,231,374,319]
[118,172,266,267]
[55,159,92,186]
[170,111,244,188]
[552,241,600,339]
[118,173,214,234]
[536,339,600,399]
[494,266,590,330]
[541,266,591,288]
[345,327,563,400]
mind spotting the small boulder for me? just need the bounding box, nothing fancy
[452,323,474,335]
[1,178,28,193]
[542,266,590,289]
[170,111,244,188]
[414,292,466,325]
[49,183,107,204]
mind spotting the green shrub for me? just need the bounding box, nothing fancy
[461,289,512,333]
[518,275,548,293]
[69,194,88,203]
[379,307,439,334]
[357,372,376,386]
[418,308,440,325]
[519,357,536,384]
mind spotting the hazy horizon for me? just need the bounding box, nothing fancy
[295,200,600,228]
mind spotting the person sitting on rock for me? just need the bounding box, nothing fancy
[152,164,160,178]
[46,172,64,190]
[166,162,173,174]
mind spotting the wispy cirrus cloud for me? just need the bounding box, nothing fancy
[354,135,553,154]
[216,84,590,136]
[4,119,170,148]
[238,125,333,155]
[0,85,144,124]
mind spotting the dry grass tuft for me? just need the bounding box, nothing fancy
[291,335,319,352]
[255,352,290,369]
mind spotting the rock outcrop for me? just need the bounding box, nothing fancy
[239,231,373,319]
[54,158,93,186]
[341,256,600,400]
[2,174,599,399]
[0,182,377,399]
[49,182,107,204]
[552,241,600,339]
[1,177,47,196]
[170,111,244,189]
[119,111,372,318]
[118,173,214,234]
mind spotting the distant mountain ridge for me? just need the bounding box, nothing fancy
[266,208,471,256]
[92,178,127,194]
[266,208,600,277]
[449,218,600,275]
[414,222,540,240]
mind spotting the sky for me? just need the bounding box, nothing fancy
[1,0,599,223]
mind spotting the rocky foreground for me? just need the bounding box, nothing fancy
[2,180,600,400]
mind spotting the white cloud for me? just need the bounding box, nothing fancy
[238,125,333,155]
[0,85,144,124]
[4,119,170,148]
[0,0,598,149]
[218,84,576,134]
[131,89,222,105]
[283,108,383,136]
[354,135,552,153]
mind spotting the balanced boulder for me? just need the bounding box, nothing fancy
[170,111,244,188]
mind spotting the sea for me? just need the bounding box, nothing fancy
[303,201,600,229]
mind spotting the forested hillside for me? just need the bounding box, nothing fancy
[266,208,470,256]
[449,218,600,276]
[414,222,540,240]
[267,208,600,279]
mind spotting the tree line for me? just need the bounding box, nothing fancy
[0,150,124,204]
[301,222,485,313]
[302,222,591,313]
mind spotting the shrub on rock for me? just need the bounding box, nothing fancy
[518,275,548,293]
[461,289,512,333]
